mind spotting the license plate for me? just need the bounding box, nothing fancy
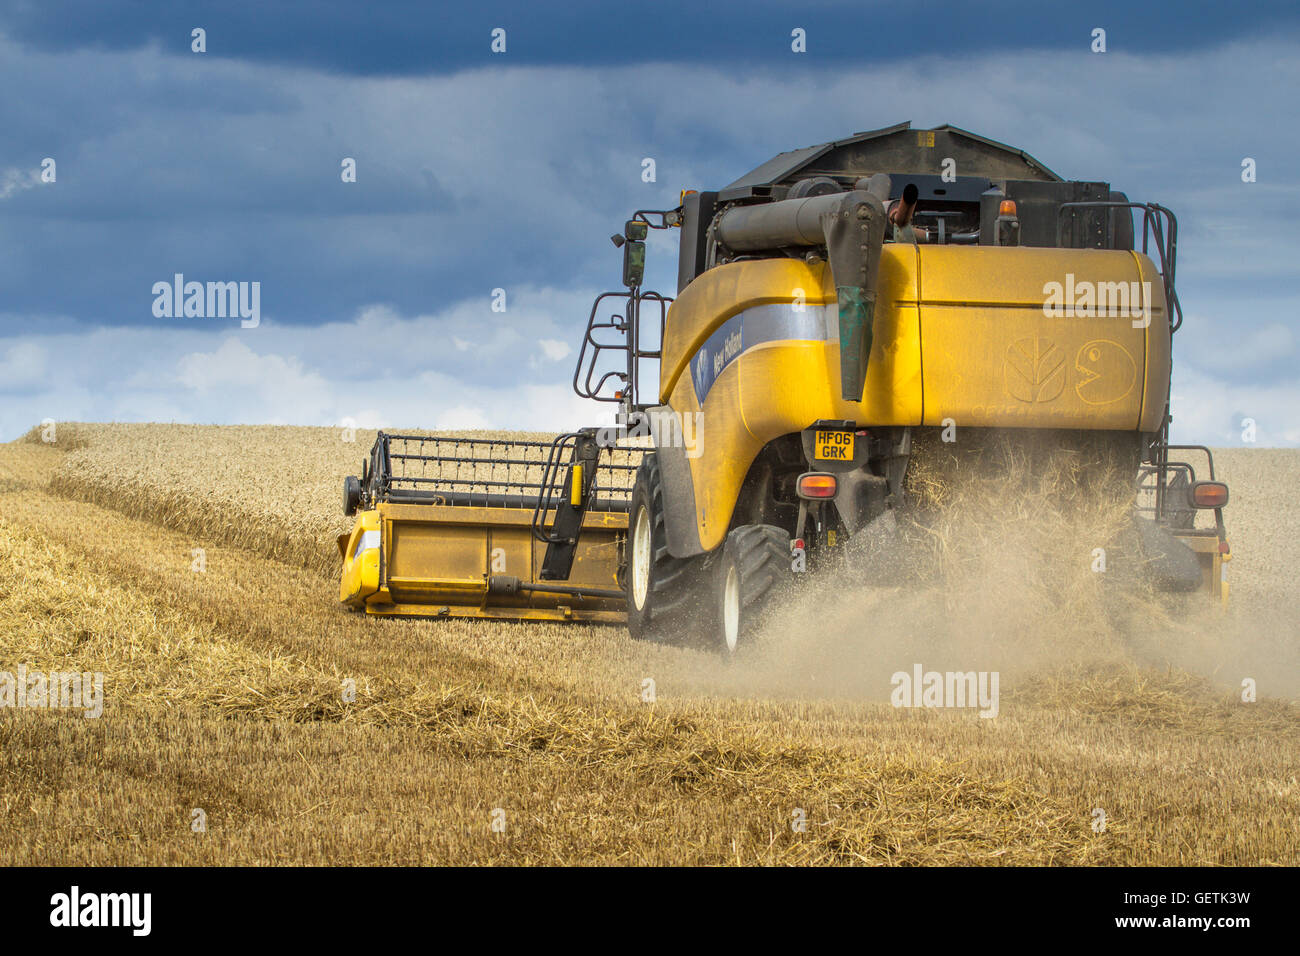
[814,430,853,461]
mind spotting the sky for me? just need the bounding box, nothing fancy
[1,0,1298,444]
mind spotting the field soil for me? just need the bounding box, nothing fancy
[1,423,1297,865]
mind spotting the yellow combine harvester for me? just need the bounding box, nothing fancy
[339,123,1231,652]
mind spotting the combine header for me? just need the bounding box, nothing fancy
[339,122,1231,649]
[339,432,640,622]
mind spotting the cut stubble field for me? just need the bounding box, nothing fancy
[1,423,1297,865]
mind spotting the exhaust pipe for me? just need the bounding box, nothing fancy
[714,174,890,401]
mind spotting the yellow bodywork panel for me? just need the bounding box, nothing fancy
[338,502,627,621]
[917,246,1167,431]
[660,257,836,399]
[662,245,1172,551]
[338,510,381,605]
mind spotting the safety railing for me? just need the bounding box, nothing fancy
[1057,200,1182,332]
[361,432,640,513]
[572,289,671,411]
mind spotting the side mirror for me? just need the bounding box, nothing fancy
[622,240,645,288]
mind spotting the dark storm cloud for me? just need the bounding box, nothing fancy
[0,2,1296,444]
[3,0,1297,75]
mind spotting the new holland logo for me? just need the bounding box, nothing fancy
[1004,335,1065,403]
[693,348,709,394]
[691,313,744,403]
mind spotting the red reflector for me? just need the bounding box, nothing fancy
[797,473,837,499]
[1218,541,1230,554]
[1191,481,1229,508]
[793,538,805,551]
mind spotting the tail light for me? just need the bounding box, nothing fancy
[797,473,837,499]
[1190,481,1229,508]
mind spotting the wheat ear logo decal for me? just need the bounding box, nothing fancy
[1004,335,1065,403]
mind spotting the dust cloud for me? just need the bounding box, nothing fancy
[703,436,1300,703]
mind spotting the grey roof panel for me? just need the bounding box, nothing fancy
[722,143,834,192]
[721,121,1062,194]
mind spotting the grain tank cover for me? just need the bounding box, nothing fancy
[719,122,1061,201]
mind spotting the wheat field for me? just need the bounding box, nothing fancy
[1,422,1297,865]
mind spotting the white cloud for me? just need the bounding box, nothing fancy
[177,338,322,390]
[431,404,491,430]
[1170,363,1300,447]
[0,287,617,439]
[4,296,1295,447]
[173,338,336,425]
[538,339,570,361]
[0,341,48,389]
[0,167,40,201]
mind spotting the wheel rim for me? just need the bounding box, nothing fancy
[722,564,740,653]
[631,504,651,610]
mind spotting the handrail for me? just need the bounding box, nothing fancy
[572,288,672,412]
[531,432,581,543]
[1056,200,1182,333]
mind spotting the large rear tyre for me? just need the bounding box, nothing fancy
[713,524,792,658]
[626,453,711,644]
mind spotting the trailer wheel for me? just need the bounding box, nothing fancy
[626,453,711,644]
[714,524,791,658]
